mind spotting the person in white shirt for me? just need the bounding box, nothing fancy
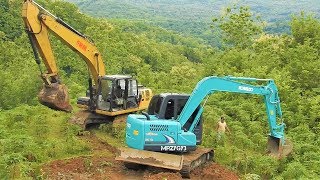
[216,116,231,141]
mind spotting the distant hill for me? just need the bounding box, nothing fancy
[66,0,320,43]
[66,0,319,22]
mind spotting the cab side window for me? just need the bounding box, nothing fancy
[148,96,163,115]
[165,99,174,119]
[177,99,187,117]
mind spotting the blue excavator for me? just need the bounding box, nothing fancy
[116,76,292,177]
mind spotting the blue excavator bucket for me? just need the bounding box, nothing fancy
[267,136,293,158]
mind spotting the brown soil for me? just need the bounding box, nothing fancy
[42,134,239,180]
[191,162,239,180]
[144,172,182,180]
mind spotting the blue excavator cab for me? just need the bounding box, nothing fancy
[126,94,203,152]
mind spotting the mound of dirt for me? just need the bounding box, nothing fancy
[42,133,239,179]
[42,156,130,179]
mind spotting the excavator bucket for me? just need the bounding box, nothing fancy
[267,136,293,158]
[38,83,72,112]
[116,147,184,170]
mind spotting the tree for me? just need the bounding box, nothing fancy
[291,12,320,46]
[211,6,264,49]
[0,0,23,40]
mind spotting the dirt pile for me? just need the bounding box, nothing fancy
[191,163,239,180]
[42,156,130,180]
[144,172,182,180]
[42,133,239,179]
[43,158,239,180]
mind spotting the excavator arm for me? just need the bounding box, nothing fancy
[178,76,285,140]
[22,0,105,84]
[22,0,105,111]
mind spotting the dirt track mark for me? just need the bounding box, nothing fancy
[42,132,239,179]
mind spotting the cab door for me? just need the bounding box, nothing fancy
[125,79,139,109]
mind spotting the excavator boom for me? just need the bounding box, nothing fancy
[22,0,105,112]
[22,0,106,84]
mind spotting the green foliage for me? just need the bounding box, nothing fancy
[291,12,320,45]
[212,6,264,49]
[99,123,125,141]
[0,35,40,109]
[201,6,319,179]
[0,0,23,40]
[281,161,313,179]
[66,0,320,44]
[0,105,90,178]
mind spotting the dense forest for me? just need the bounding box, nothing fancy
[0,0,320,179]
[67,0,320,44]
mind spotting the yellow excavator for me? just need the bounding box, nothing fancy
[22,0,152,127]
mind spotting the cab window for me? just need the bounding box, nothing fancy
[148,96,163,115]
[128,80,138,97]
[177,98,188,117]
[165,99,175,119]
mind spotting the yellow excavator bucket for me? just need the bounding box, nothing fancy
[267,136,293,158]
[38,83,72,112]
[116,147,184,170]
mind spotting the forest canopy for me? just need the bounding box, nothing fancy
[66,0,320,45]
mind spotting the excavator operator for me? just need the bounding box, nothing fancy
[114,85,124,99]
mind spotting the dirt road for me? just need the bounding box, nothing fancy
[42,134,239,180]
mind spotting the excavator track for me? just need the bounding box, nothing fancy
[69,110,130,130]
[180,148,214,178]
[69,110,115,129]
